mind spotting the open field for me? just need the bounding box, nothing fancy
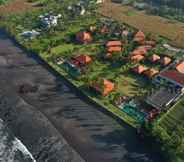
[99,0,184,48]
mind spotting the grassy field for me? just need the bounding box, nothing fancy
[116,73,149,97]
[99,0,184,48]
[155,95,184,162]
[159,95,184,133]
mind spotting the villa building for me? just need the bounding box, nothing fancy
[160,56,172,66]
[106,40,122,47]
[130,54,145,62]
[105,40,122,57]
[76,31,92,44]
[91,78,115,96]
[143,68,159,78]
[148,54,160,63]
[132,65,147,74]
[155,60,184,88]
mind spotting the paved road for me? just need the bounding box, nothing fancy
[0,30,162,162]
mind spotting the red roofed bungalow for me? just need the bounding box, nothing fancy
[69,54,92,68]
[76,31,92,44]
[132,65,147,74]
[134,30,145,43]
[107,46,122,53]
[131,46,147,56]
[106,40,122,47]
[74,54,92,64]
[176,61,184,73]
[143,68,159,78]
[92,78,115,96]
[160,56,172,66]
[130,55,144,62]
[149,54,160,63]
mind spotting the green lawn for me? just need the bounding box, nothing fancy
[159,95,184,133]
[116,73,149,96]
[156,95,184,162]
[51,44,75,55]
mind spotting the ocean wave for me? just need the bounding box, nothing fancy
[0,119,36,162]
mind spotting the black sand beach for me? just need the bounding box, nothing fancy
[0,29,162,162]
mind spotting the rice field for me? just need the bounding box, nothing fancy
[0,0,34,14]
[99,0,184,48]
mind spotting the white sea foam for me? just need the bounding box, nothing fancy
[0,119,36,162]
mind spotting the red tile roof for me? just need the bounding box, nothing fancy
[149,54,160,62]
[132,65,147,74]
[160,70,184,85]
[160,56,172,66]
[74,55,92,64]
[106,40,122,47]
[131,55,144,62]
[107,46,122,53]
[76,31,92,43]
[176,61,184,73]
[92,78,115,96]
[70,54,92,68]
[131,47,147,56]
[144,68,159,78]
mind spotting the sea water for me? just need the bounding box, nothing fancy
[0,119,36,162]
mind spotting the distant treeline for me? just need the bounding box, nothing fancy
[0,0,7,5]
[144,0,184,11]
[125,0,184,22]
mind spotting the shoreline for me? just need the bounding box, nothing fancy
[0,29,85,162]
[0,27,138,128]
[0,27,163,162]
[0,118,36,162]
[0,88,85,162]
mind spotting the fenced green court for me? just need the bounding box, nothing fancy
[159,95,184,133]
